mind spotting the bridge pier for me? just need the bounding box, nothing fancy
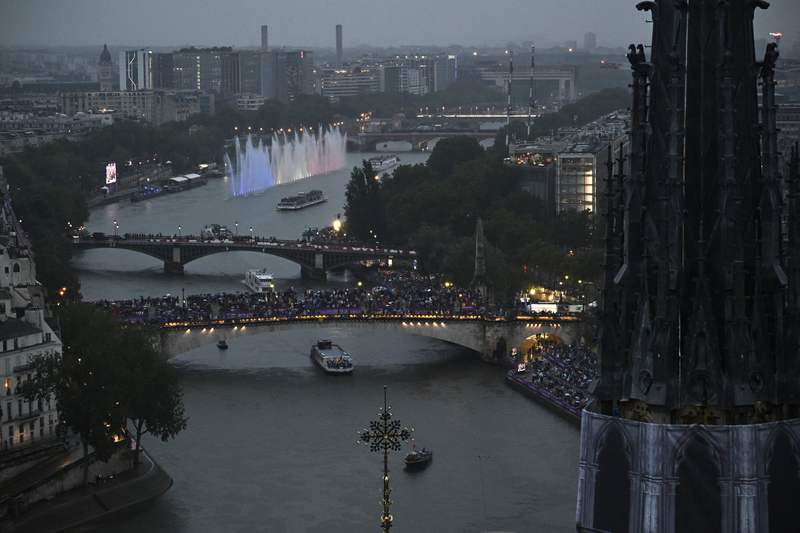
[164,261,184,274]
[301,266,327,281]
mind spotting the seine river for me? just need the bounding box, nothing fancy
[71,143,580,532]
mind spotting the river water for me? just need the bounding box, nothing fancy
[71,144,580,533]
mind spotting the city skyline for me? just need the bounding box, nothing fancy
[1,0,796,52]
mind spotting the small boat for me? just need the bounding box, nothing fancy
[404,446,433,468]
[310,339,354,374]
[217,340,228,350]
[245,268,274,293]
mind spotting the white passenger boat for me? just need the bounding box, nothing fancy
[368,154,399,172]
[310,340,354,374]
[245,268,274,293]
[276,190,327,210]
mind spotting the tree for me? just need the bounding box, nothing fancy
[24,304,127,487]
[550,208,597,252]
[24,304,188,485]
[344,160,386,242]
[410,224,455,275]
[118,328,187,468]
[426,136,485,177]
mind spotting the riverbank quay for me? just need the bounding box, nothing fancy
[0,443,172,533]
[506,371,583,426]
[504,346,597,426]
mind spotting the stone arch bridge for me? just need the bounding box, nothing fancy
[157,314,582,361]
[351,132,494,152]
[72,238,416,279]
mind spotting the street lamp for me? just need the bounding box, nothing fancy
[235,221,238,236]
[113,219,118,237]
[357,387,413,532]
[178,225,181,241]
[250,227,253,241]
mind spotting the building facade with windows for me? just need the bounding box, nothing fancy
[0,193,61,453]
[0,114,111,157]
[58,92,198,125]
[119,49,151,92]
[235,94,265,112]
[172,51,222,92]
[506,111,629,215]
[320,67,379,99]
[556,141,608,212]
[60,91,158,122]
[262,50,315,103]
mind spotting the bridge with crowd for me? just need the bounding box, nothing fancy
[156,312,580,362]
[72,234,416,279]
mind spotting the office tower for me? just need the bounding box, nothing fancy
[119,49,151,91]
[584,32,597,50]
[262,50,314,103]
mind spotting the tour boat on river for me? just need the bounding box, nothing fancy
[276,190,327,210]
[404,446,433,468]
[369,154,399,172]
[245,268,274,293]
[310,340,354,374]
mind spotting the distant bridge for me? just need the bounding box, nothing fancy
[157,313,581,362]
[351,131,495,152]
[72,237,416,279]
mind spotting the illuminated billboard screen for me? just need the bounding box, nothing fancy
[105,163,117,185]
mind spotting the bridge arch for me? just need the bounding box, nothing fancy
[157,316,580,362]
[73,239,417,279]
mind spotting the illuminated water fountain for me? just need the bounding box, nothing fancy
[226,125,347,197]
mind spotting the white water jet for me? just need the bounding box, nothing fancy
[226,125,347,197]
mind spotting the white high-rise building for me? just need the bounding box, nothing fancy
[119,49,151,91]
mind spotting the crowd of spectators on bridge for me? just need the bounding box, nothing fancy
[89,267,485,324]
[511,343,597,412]
[304,226,362,246]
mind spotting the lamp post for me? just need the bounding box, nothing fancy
[357,386,413,532]
[178,225,181,242]
[235,221,238,237]
[249,226,253,242]
[113,219,118,237]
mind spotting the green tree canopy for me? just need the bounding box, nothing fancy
[24,304,187,485]
[426,136,485,177]
[118,328,187,468]
[24,304,128,487]
[343,159,386,243]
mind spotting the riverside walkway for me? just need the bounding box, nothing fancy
[0,439,172,533]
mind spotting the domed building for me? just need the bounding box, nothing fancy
[98,44,114,91]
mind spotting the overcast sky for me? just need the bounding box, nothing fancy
[0,0,796,51]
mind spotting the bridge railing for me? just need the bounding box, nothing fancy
[74,235,418,257]
[149,311,576,329]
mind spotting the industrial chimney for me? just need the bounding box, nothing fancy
[336,24,343,68]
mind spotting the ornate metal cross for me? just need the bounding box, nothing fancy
[357,386,413,531]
